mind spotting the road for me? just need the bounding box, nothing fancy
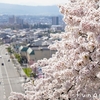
[0,45,25,100]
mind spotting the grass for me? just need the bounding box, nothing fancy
[23,68,32,77]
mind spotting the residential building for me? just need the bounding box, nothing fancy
[27,48,35,65]
[19,46,28,57]
[19,46,56,65]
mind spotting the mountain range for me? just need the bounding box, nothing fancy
[0,3,61,15]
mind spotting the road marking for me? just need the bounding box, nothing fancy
[3,95,6,99]
[4,91,5,94]
[0,53,6,99]
[3,86,5,89]
[1,47,13,92]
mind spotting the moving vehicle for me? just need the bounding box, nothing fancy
[5,53,7,55]
[1,63,4,66]
[8,59,10,62]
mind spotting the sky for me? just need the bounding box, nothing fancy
[0,0,69,6]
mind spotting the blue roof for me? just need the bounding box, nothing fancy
[21,47,28,52]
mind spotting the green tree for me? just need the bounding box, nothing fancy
[14,53,21,63]
[7,47,12,53]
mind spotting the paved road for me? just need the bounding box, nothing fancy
[0,45,25,100]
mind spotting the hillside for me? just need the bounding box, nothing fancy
[0,3,61,15]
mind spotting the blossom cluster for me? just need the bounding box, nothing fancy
[9,0,100,100]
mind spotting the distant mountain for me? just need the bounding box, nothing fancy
[0,3,61,15]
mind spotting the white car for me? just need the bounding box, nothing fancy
[0,56,2,58]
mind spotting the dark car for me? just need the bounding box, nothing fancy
[1,63,4,66]
[8,59,10,62]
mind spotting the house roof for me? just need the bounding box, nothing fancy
[27,44,31,47]
[19,46,28,52]
[27,48,35,55]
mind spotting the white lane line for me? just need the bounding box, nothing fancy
[4,91,5,94]
[3,95,6,99]
[1,47,13,92]
[3,86,5,88]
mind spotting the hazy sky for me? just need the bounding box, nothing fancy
[0,0,69,6]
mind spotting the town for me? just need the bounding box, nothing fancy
[0,15,65,65]
[0,15,65,100]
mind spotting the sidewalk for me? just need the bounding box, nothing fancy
[11,54,31,82]
[19,76,30,83]
[10,54,26,77]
